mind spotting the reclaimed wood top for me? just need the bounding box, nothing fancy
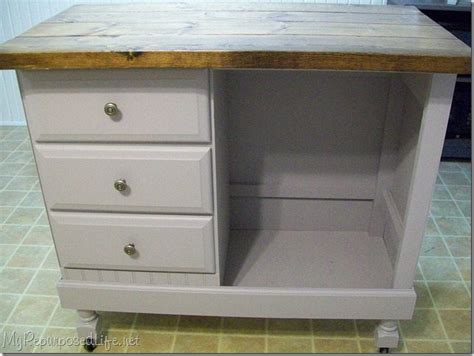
[0,2,470,73]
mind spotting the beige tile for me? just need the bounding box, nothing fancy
[101,311,136,331]
[41,248,60,270]
[432,185,451,200]
[267,318,311,336]
[0,224,30,244]
[5,207,43,225]
[0,163,26,176]
[0,176,13,189]
[0,325,44,352]
[312,319,357,338]
[23,225,53,246]
[440,171,470,185]
[0,244,17,266]
[450,341,471,353]
[439,162,462,172]
[178,315,221,333]
[49,306,77,327]
[0,191,27,206]
[173,334,219,353]
[405,340,451,353]
[93,330,130,353]
[134,313,178,332]
[420,236,449,257]
[36,327,81,353]
[430,200,462,217]
[4,151,33,164]
[457,201,471,218]
[444,237,471,257]
[425,217,440,235]
[0,207,14,223]
[313,338,359,353]
[400,309,445,339]
[128,331,174,353]
[18,163,38,177]
[415,263,423,281]
[0,141,22,151]
[36,211,50,225]
[19,192,45,208]
[0,268,36,293]
[414,281,433,308]
[25,269,61,296]
[355,320,379,338]
[447,185,471,201]
[0,294,19,322]
[455,258,471,282]
[435,217,471,236]
[5,176,37,191]
[7,245,50,268]
[428,281,471,309]
[438,309,471,340]
[267,336,312,353]
[8,295,58,326]
[219,335,265,353]
[222,317,266,335]
[419,257,462,281]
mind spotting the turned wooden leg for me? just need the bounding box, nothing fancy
[77,310,102,352]
[375,320,399,353]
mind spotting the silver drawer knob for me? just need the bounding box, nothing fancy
[104,102,118,116]
[123,243,136,256]
[114,179,127,192]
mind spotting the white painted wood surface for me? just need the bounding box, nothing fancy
[57,280,416,320]
[34,144,214,214]
[225,230,393,288]
[18,70,211,142]
[51,211,216,273]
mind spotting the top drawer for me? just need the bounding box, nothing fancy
[18,69,211,143]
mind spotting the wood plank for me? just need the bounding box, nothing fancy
[61,3,422,15]
[50,11,437,26]
[0,3,469,72]
[23,21,452,40]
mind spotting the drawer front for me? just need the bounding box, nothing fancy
[50,212,215,273]
[35,144,213,214]
[19,69,210,143]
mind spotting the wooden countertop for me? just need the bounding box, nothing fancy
[0,2,470,73]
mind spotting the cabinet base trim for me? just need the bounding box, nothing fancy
[58,280,416,320]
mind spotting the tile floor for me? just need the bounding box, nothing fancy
[0,125,471,353]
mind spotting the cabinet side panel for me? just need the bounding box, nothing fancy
[211,70,230,283]
[392,74,456,289]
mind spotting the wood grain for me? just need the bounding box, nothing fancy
[0,2,470,73]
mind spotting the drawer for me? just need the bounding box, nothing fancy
[35,144,213,214]
[19,69,210,143]
[50,211,215,273]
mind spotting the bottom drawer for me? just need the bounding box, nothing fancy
[50,212,215,273]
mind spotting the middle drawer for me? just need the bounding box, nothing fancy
[35,144,213,214]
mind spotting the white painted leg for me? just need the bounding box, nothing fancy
[375,320,399,353]
[77,310,102,352]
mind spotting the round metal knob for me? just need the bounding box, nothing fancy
[104,103,118,116]
[123,243,136,256]
[114,179,127,192]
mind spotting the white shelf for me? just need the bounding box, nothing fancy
[224,230,393,289]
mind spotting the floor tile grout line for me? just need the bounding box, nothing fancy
[2,211,55,328]
[417,257,454,353]
[32,299,61,353]
[170,315,180,353]
[123,312,139,353]
[436,175,471,295]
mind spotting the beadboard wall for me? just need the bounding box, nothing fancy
[0,0,386,126]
